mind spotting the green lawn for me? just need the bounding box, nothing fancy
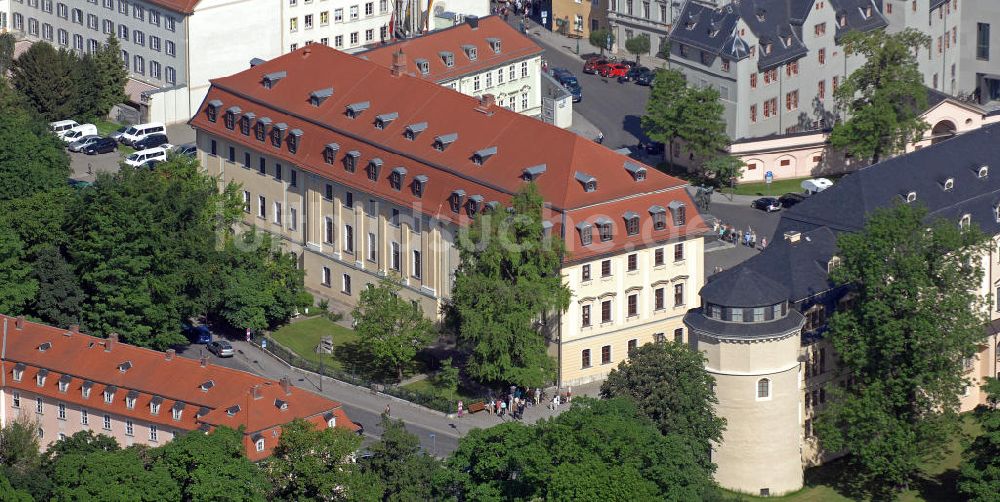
[93,119,124,136]
[269,316,358,372]
[402,378,479,403]
[732,175,844,197]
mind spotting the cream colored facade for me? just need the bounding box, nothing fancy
[445,55,544,117]
[283,0,392,53]
[560,237,704,386]
[550,0,609,39]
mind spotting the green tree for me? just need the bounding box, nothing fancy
[958,378,1000,501]
[677,85,729,161]
[0,472,33,502]
[829,29,931,164]
[0,416,44,496]
[600,341,725,470]
[0,226,37,316]
[440,398,714,500]
[43,431,119,465]
[49,448,179,502]
[434,356,460,395]
[352,277,435,382]
[588,29,614,55]
[72,53,102,120]
[363,416,440,501]
[0,187,72,256]
[30,245,84,328]
[11,43,79,121]
[624,35,651,64]
[264,418,382,501]
[0,33,15,76]
[702,155,745,188]
[0,99,71,202]
[816,203,990,499]
[152,427,267,502]
[93,35,128,118]
[451,183,571,388]
[641,69,688,169]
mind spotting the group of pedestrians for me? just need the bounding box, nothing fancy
[714,220,766,251]
[492,0,533,20]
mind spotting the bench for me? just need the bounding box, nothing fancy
[466,401,486,414]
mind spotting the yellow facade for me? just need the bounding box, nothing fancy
[551,0,609,39]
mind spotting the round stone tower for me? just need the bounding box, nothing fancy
[684,267,805,496]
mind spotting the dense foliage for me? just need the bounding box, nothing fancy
[352,277,435,382]
[958,378,1000,501]
[816,203,990,499]
[451,183,571,388]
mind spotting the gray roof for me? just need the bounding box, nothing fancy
[733,0,809,70]
[406,122,428,134]
[701,266,790,307]
[686,307,805,340]
[831,0,888,43]
[436,133,458,144]
[670,1,744,59]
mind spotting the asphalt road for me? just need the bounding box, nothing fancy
[701,194,783,275]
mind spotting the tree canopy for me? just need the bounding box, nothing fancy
[816,203,990,499]
[588,29,614,55]
[958,378,1000,501]
[0,85,71,201]
[352,277,435,382]
[624,36,651,64]
[641,69,729,169]
[451,183,571,388]
[361,416,441,501]
[829,29,931,164]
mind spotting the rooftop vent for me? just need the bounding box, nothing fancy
[942,177,954,191]
[404,122,428,140]
[226,405,241,416]
[414,58,430,75]
[375,112,399,129]
[462,44,478,61]
[309,87,334,106]
[439,51,455,68]
[262,71,287,89]
[472,146,497,165]
[905,191,917,203]
[200,380,215,391]
[275,399,289,410]
[487,37,501,54]
[784,231,801,243]
[434,133,458,151]
[38,341,52,352]
[624,161,647,181]
[249,57,267,67]
[978,165,989,178]
[346,101,371,118]
[118,361,132,372]
[522,164,547,181]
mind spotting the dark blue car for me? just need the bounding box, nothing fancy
[184,324,212,344]
[551,68,583,102]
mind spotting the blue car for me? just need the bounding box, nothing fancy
[551,68,583,102]
[184,324,212,344]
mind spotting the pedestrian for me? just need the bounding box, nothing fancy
[596,132,604,144]
[500,399,507,417]
[457,400,464,418]
[486,399,495,415]
[761,237,768,249]
[87,162,93,175]
[566,386,572,402]
[384,403,391,417]
[534,387,541,406]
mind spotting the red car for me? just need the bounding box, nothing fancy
[599,63,629,78]
[583,58,610,74]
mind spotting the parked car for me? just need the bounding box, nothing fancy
[83,137,119,155]
[67,135,102,152]
[778,192,807,208]
[124,147,168,167]
[50,119,80,138]
[752,197,782,212]
[133,133,171,151]
[174,143,197,157]
[801,177,833,195]
[621,65,649,82]
[61,124,98,143]
[583,57,609,74]
[109,126,129,142]
[119,122,166,146]
[634,69,656,86]
[599,63,629,78]
[551,68,583,103]
[207,340,234,357]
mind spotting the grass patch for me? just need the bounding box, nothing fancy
[402,378,479,403]
[270,316,359,372]
[94,119,124,136]
[732,175,844,197]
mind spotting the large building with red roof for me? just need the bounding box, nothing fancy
[0,315,354,461]
[189,43,707,386]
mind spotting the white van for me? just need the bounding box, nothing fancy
[124,147,168,167]
[119,122,166,146]
[61,124,99,143]
[801,178,834,195]
[50,120,80,138]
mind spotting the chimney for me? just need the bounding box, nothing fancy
[200,355,208,367]
[783,231,801,243]
[477,93,496,112]
[105,332,118,352]
[70,324,79,334]
[15,316,24,330]
[390,49,407,77]
[303,46,312,57]
[251,384,263,400]
[465,15,479,29]
[165,349,175,361]
[279,376,292,395]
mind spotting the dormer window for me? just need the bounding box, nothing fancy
[650,205,667,230]
[367,158,383,182]
[125,391,138,409]
[838,12,847,27]
[12,363,24,382]
[624,212,640,236]
[575,171,597,192]
[943,178,954,191]
[485,201,501,213]
[596,218,613,242]
[686,20,695,30]
[523,164,547,181]
[960,214,972,229]
[440,51,455,67]
[255,117,271,141]
[275,399,289,410]
[344,150,360,172]
[200,380,215,392]
[224,106,240,130]
[118,361,132,373]
[764,42,773,54]
[309,87,334,106]
[38,342,51,352]
[150,396,162,415]
[346,101,370,119]
[375,112,398,130]
[103,387,116,404]
[782,35,792,47]
[487,37,501,54]
[624,162,646,181]
[979,165,989,178]
[450,190,466,213]
[390,167,407,190]
[323,143,340,164]
[462,44,478,61]
[206,99,222,122]
[328,417,337,428]
[81,380,92,399]
[755,8,766,21]
[262,71,287,89]
[404,122,427,140]
[668,201,686,226]
[239,113,254,135]
[171,402,184,421]
[412,175,428,197]
[472,146,497,165]
[288,129,302,153]
[226,405,241,416]
[271,123,287,148]
[906,191,917,203]
[434,133,458,151]
[58,374,71,393]
[36,369,48,387]
[995,203,1000,223]
[415,58,430,75]
[577,222,593,246]
[467,195,483,217]
[861,5,872,19]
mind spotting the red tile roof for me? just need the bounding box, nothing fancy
[146,0,200,14]
[361,16,544,83]
[189,44,707,263]
[0,316,354,458]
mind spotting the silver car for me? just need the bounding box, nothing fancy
[208,340,235,358]
[173,143,197,157]
[67,135,102,152]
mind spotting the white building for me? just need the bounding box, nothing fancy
[283,0,392,54]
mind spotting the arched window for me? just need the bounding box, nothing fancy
[757,378,770,399]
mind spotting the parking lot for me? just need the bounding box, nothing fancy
[67,123,196,182]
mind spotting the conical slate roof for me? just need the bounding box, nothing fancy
[700,266,789,308]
